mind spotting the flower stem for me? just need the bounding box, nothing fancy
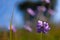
[10,7,14,40]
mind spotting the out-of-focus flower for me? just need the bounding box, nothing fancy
[41,0,50,3]
[24,24,32,32]
[8,25,16,32]
[48,9,54,15]
[45,0,50,3]
[43,22,50,33]
[37,6,46,12]
[27,8,35,16]
[37,20,50,33]
[37,20,43,26]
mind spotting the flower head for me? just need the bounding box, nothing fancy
[41,0,50,3]
[45,0,50,3]
[37,20,50,33]
[27,8,35,16]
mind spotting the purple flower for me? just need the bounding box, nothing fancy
[37,20,43,26]
[45,0,50,3]
[43,22,50,33]
[24,24,32,32]
[27,8,35,16]
[48,9,54,15]
[41,0,50,3]
[8,25,16,32]
[37,20,50,33]
[37,6,46,12]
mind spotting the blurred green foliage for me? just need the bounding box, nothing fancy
[0,24,60,40]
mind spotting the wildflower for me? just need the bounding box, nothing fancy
[48,9,54,15]
[45,0,50,3]
[37,20,50,33]
[8,25,16,32]
[37,6,46,12]
[43,21,50,33]
[27,8,35,16]
[41,0,50,3]
[24,21,32,32]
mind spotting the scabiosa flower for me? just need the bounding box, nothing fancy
[8,25,16,32]
[27,8,35,16]
[37,20,50,33]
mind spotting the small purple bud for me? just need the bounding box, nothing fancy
[37,6,46,12]
[41,0,50,3]
[48,9,54,15]
[43,22,50,33]
[45,0,50,3]
[27,8,35,16]
[44,22,48,27]
[24,24,32,32]
[12,25,16,32]
[8,25,16,32]
[37,20,43,26]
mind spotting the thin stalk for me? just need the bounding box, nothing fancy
[40,32,42,40]
[10,5,14,40]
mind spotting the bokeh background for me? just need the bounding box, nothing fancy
[0,0,60,40]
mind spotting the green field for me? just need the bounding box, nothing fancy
[0,24,60,40]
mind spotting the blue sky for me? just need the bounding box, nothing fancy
[0,0,60,29]
[0,0,40,29]
[51,0,60,24]
[0,0,25,28]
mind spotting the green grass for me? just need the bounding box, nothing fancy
[0,25,60,40]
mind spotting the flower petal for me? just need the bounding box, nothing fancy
[24,24,32,32]
[45,0,50,3]
[37,6,46,12]
[27,8,35,16]
[37,20,43,26]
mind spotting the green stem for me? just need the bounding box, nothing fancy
[10,5,14,40]
[40,32,42,40]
